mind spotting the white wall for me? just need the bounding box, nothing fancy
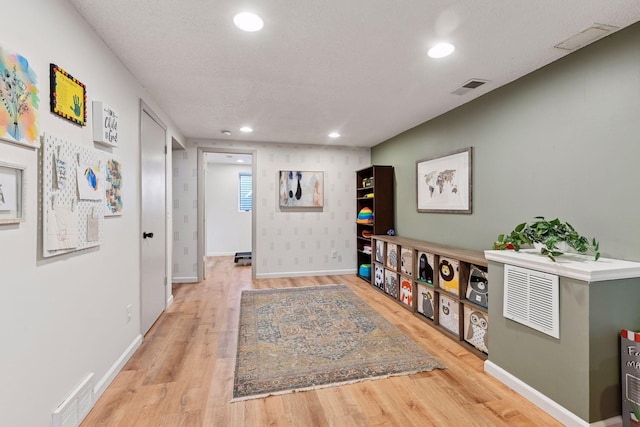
[172,139,371,280]
[205,163,252,256]
[0,1,182,425]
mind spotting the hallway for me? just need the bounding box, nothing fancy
[82,257,561,426]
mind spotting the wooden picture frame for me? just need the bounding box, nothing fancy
[0,161,25,224]
[50,63,87,126]
[416,147,472,214]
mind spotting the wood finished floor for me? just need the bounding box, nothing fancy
[81,256,562,426]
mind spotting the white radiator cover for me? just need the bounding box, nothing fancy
[504,265,559,339]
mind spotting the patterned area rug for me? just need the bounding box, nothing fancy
[232,284,445,401]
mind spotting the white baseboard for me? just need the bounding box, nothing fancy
[206,251,237,256]
[93,334,142,400]
[484,361,622,427]
[172,276,198,283]
[166,293,174,308]
[255,268,356,279]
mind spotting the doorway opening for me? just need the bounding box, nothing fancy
[197,148,256,281]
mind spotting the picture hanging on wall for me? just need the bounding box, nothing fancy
[0,45,39,148]
[104,158,123,216]
[42,133,104,258]
[76,162,102,200]
[92,101,119,147]
[50,63,86,126]
[416,147,472,214]
[278,170,324,207]
[0,161,25,224]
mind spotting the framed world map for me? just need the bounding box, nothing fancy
[416,147,472,214]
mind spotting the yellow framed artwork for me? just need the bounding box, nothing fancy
[49,63,86,126]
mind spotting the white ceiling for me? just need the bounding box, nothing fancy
[205,152,253,165]
[68,1,640,148]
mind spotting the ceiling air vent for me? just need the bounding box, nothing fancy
[554,24,619,51]
[504,265,559,339]
[451,79,489,96]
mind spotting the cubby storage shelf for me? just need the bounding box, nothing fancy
[371,235,489,360]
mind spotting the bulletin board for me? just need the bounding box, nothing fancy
[41,133,104,257]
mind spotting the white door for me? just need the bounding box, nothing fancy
[140,106,166,335]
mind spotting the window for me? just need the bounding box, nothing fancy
[239,173,252,212]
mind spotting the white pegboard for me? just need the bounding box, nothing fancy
[41,133,104,257]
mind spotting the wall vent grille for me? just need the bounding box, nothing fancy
[52,373,94,427]
[451,79,489,95]
[504,265,559,338]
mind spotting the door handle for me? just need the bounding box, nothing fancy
[143,232,154,239]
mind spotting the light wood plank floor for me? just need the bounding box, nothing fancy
[82,256,562,426]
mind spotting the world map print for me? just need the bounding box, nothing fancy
[416,149,471,212]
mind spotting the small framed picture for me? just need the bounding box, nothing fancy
[50,63,87,126]
[0,161,25,224]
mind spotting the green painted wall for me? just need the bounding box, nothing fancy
[488,259,640,422]
[487,262,591,420]
[371,23,640,262]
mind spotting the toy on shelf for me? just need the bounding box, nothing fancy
[356,207,373,224]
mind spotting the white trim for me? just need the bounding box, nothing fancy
[484,361,622,427]
[172,276,199,283]
[484,249,640,282]
[166,293,174,308]
[255,269,356,279]
[93,335,143,400]
[197,147,257,282]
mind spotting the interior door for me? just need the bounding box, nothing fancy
[140,106,167,335]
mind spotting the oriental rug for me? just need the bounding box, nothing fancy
[232,284,444,401]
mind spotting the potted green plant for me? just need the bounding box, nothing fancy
[494,216,600,261]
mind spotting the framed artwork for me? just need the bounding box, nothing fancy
[105,158,123,216]
[278,170,324,207]
[50,63,87,126]
[416,147,472,214]
[93,101,119,147]
[0,45,39,148]
[0,161,25,224]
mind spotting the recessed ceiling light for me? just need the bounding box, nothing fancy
[237,159,244,163]
[221,130,232,135]
[428,42,455,59]
[328,132,340,138]
[233,12,264,32]
[240,126,253,133]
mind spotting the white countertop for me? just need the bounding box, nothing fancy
[484,249,640,282]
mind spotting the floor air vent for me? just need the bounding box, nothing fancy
[504,265,559,339]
